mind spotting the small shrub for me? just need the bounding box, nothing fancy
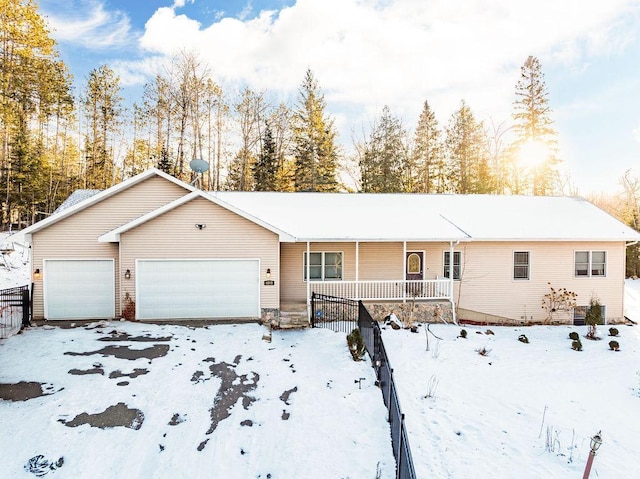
[609,340,620,351]
[475,346,491,356]
[585,295,603,339]
[485,329,495,335]
[541,283,577,321]
[609,327,619,337]
[571,339,582,351]
[346,329,366,361]
[459,329,467,339]
[121,292,135,321]
[518,334,529,344]
[568,331,579,341]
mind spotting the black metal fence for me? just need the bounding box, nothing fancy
[310,293,359,333]
[358,301,417,479]
[310,293,418,478]
[0,284,30,339]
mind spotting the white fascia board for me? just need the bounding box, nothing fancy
[293,236,472,243]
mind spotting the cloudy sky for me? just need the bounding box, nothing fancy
[38,0,640,194]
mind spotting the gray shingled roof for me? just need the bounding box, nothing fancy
[53,189,102,214]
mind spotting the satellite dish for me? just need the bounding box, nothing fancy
[189,158,209,174]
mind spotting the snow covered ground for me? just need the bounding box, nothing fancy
[0,323,395,478]
[1,239,639,478]
[383,281,640,478]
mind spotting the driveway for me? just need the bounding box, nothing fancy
[0,321,394,478]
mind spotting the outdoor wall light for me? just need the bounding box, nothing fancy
[266,268,271,279]
[33,268,41,280]
[195,223,206,230]
[124,269,131,280]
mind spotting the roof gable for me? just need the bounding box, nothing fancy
[98,190,295,243]
[10,169,195,243]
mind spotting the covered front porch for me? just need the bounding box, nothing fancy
[279,239,461,323]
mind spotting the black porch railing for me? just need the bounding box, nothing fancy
[0,284,30,339]
[358,301,417,479]
[310,292,358,333]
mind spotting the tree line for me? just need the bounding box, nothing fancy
[1,0,638,268]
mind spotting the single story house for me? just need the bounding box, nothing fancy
[11,168,640,325]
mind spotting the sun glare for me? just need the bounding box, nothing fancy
[518,139,548,168]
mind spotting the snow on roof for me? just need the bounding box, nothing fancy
[53,189,101,214]
[211,192,640,242]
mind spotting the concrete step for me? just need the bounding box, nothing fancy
[279,310,309,329]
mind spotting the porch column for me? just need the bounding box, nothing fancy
[355,241,359,300]
[449,240,457,325]
[306,241,311,321]
[403,241,407,303]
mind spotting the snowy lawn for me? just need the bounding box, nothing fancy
[382,319,640,479]
[0,322,395,478]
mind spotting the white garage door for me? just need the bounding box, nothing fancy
[44,259,115,320]
[136,259,260,320]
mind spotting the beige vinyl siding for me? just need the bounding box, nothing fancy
[120,197,279,313]
[280,243,357,303]
[31,176,188,319]
[453,241,627,322]
[357,243,404,280]
[280,239,626,323]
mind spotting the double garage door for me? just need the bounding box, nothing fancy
[137,259,260,320]
[43,259,260,320]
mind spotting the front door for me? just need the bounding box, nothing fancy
[406,252,424,281]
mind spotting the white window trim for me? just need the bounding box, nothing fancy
[574,250,607,278]
[443,250,462,281]
[513,250,531,281]
[303,251,344,282]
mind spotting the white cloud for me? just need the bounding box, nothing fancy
[42,0,134,49]
[133,0,639,124]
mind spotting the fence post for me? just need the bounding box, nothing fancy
[311,292,316,328]
[397,414,405,479]
[21,287,30,327]
[388,369,394,422]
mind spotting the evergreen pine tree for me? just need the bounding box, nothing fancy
[445,100,493,194]
[253,123,278,191]
[157,147,172,174]
[512,56,560,195]
[359,105,408,193]
[413,100,444,193]
[292,69,339,192]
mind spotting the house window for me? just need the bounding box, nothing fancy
[304,252,343,281]
[443,251,461,280]
[575,251,606,277]
[573,305,606,325]
[513,251,530,280]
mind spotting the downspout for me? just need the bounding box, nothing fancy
[449,240,459,325]
[403,241,407,303]
[355,241,359,300]
[306,241,311,322]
